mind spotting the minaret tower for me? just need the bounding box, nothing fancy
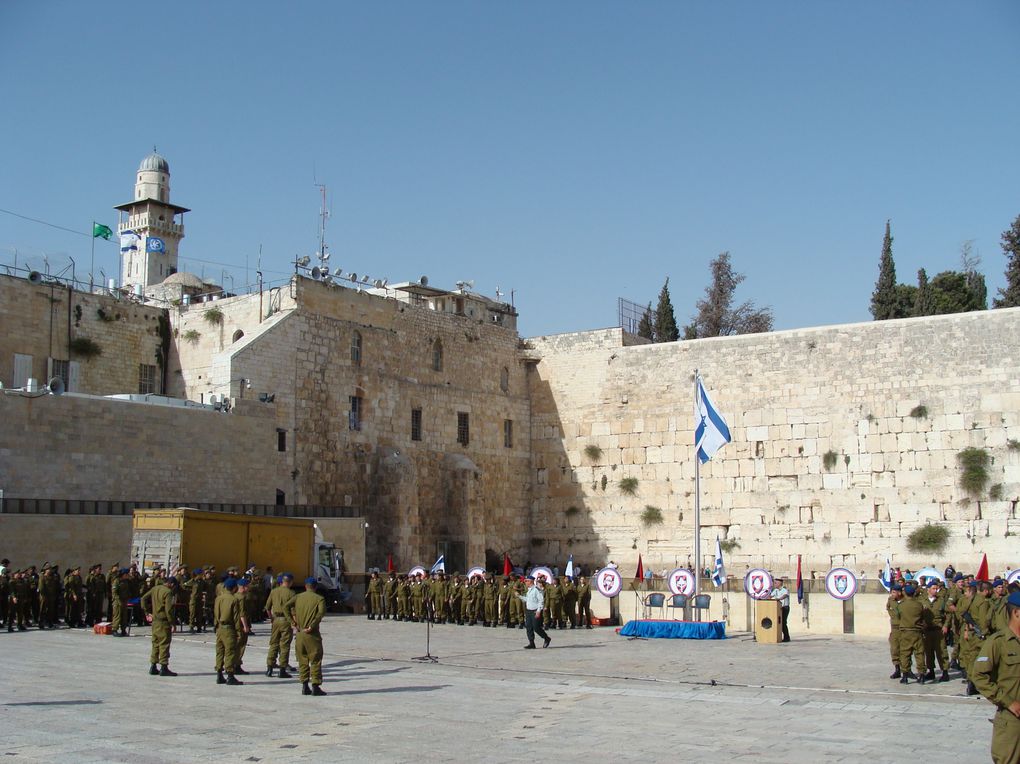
[114,148,189,291]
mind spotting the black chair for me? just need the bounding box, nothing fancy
[643,592,666,619]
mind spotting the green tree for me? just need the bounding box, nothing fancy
[914,269,935,316]
[993,214,1020,307]
[960,240,987,310]
[637,303,655,341]
[654,279,679,342]
[870,220,898,320]
[893,283,917,318]
[688,252,773,337]
[929,271,985,314]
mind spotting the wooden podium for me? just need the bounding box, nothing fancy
[754,599,782,643]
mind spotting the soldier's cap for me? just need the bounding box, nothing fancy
[224,577,238,590]
[891,583,903,591]
[166,577,178,586]
[237,578,250,587]
[304,576,317,586]
[119,568,130,575]
[953,573,964,582]
[927,579,941,587]
[904,585,916,595]
[967,580,979,587]
[1008,592,1020,608]
[525,575,535,581]
[993,578,1005,587]
[282,572,294,580]
[42,562,51,568]
[192,568,203,576]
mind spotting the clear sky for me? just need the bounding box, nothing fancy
[2,2,1018,337]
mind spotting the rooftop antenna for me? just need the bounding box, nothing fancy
[315,181,329,273]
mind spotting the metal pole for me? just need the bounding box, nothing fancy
[694,369,701,607]
[90,222,96,293]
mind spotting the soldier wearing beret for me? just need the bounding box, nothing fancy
[576,576,593,629]
[214,578,243,685]
[141,576,179,676]
[111,568,130,637]
[971,590,1020,764]
[898,583,928,683]
[265,573,296,678]
[287,577,326,696]
[887,583,904,679]
[232,578,252,675]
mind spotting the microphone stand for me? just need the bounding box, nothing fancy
[413,613,438,664]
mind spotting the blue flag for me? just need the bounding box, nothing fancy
[430,555,445,574]
[695,376,731,463]
[711,537,726,587]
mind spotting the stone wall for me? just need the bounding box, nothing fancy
[0,515,133,570]
[528,310,1020,578]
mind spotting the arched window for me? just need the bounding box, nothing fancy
[232,329,245,343]
[432,339,443,372]
[500,366,509,393]
[351,331,362,365]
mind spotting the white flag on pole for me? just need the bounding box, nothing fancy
[711,537,726,587]
[430,555,445,574]
[695,376,731,463]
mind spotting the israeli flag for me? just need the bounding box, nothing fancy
[695,375,731,463]
[711,537,726,587]
[120,230,140,253]
[146,236,166,253]
[564,554,574,580]
[430,555,445,574]
[880,556,893,591]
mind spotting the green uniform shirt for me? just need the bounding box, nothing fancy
[265,585,296,617]
[287,590,325,633]
[214,591,241,629]
[898,596,925,630]
[141,583,177,623]
[971,629,1020,711]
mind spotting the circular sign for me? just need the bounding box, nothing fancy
[1007,569,1020,586]
[594,567,623,597]
[666,567,696,596]
[824,567,859,600]
[529,566,554,584]
[408,565,425,578]
[912,566,946,586]
[743,568,774,600]
[466,566,485,580]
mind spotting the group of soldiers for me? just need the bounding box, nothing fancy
[2,561,113,631]
[886,571,1018,694]
[364,570,594,629]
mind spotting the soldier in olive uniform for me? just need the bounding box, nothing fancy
[396,574,410,621]
[265,573,296,678]
[562,577,578,629]
[141,576,179,676]
[577,576,593,629]
[214,578,243,685]
[38,564,60,628]
[85,564,105,626]
[886,583,904,678]
[921,579,951,682]
[383,572,397,620]
[111,568,129,636]
[499,577,513,627]
[482,575,497,626]
[6,570,29,631]
[410,574,425,621]
[898,584,928,683]
[63,566,84,628]
[233,579,252,675]
[366,571,382,620]
[287,577,327,696]
[970,590,1020,764]
[991,578,1011,635]
[546,577,564,629]
[187,568,205,633]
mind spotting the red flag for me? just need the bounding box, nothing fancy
[976,553,989,581]
[796,555,804,604]
[502,553,512,576]
[386,554,395,573]
[635,554,644,581]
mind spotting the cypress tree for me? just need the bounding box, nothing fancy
[870,220,898,320]
[654,278,679,342]
[994,213,1020,308]
[637,303,655,340]
[914,268,935,316]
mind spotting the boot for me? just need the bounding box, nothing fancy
[226,674,243,685]
[966,681,978,696]
[312,684,326,696]
[149,664,159,676]
[160,665,177,677]
[924,670,936,683]
[278,669,292,679]
[940,670,950,682]
[917,674,927,685]
[950,659,961,670]
[189,627,196,634]
[120,629,128,637]
[234,666,248,675]
[302,681,312,695]
[216,671,226,684]
[285,664,297,672]
[889,667,901,679]
[265,667,275,677]
[899,675,909,684]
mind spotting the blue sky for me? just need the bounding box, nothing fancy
[2,2,1018,337]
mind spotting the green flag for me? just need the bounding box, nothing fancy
[93,222,113,240]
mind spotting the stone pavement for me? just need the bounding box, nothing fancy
[0,617,995,763]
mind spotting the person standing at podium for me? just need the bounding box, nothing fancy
[771,578,791,642]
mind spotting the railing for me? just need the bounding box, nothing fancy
[0,496,361,519]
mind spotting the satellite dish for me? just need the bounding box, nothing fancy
[47,377,65,396]
[419,275,429,286]
[373,279,384,288]
[381,278,388,287]
[310,266,323,280]
[29,271,42,284]
[322,275,333,284]
[297,256,310,267]
[348,272,358,283]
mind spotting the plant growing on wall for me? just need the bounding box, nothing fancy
[69,336,102,358]
[182,329,201,345]
[96,307,115,322]
[203,306,224,325]
[600,475,608,491]
[640,505,663,526]
[906,523,950,554]
[1008,439,1020,452]
[719,538,740,553]
[618,476,639,496]
[583,444,603,462]
[957,447,990,497]
[822,450,839,471]
[990,483,1005,501]
[565,506,580,518]
[909,404,928,419]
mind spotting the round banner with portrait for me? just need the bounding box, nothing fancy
[824,567,858,600]
[466,566,485,580]
[666,567,696,596]
[408,565,426,578]
[529,566,554,585]
[1007,569,1020,586]
[594,566,623,597]
[743,568,774,600]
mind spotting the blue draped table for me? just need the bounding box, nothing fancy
[618,619,727,640]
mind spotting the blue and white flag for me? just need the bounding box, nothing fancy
[695,375,731,463]
[120,230,140,253]
[711,537,726,587]
[430,555,445,574]
[146,236,166,253]
[564,554,574,580]
[880,556,893,591]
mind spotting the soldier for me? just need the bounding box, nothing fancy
[214,578,243,685]
[287,577,326,696]
[886,583,904,678]
[63,566,84,628]
[111,568,129,637]
[6,570,29,631]
[410,573,425,622]
[141,576,179,676]
[499,576,513,628]
[0,567,8,627]
[462,576,477,625]
[898,583,927,684]
[105,563,119,622]
[511,576,527,628]
[26,565,40,625]
[85,564,105,626]
[921,579,951,682]
[187,568,205,633]
[562,576,578,629]
[577,575,593,629]
[970,590,1020,764]
[204,567,218,626]
[265,573,296,678]
[383,572,397,620]
[233,578,252,675]
[433,572,449,624]
[367,571,382,620]
[991,578,1011,635]
[38,563,59,629]
[546,576,563,629]
[482,575,497,627]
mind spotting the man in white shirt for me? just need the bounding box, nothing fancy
[517,576,551,649]
[771,578,791,642]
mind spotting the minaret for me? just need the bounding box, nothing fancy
[114,149,189,290]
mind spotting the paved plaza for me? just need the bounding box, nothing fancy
[0,616,994,763]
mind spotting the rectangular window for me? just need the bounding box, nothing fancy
[504,419,513,448]
[138,363,158,394]
[13,353,32,388]
[349,395,362,431]
[48,358,70,388]
[411,408,422,441]
[277,428,287,452]
[457,411,470,446]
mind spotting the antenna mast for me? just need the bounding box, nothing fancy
[315,182,329,271]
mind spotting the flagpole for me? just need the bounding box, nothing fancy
[90,221,96,293]
[694,369,701,603]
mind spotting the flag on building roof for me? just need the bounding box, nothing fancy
[430,555,445,574]
[92,222,113,240]
[695,375,731,463]
[120,230,140,253]
[711,537,726,587]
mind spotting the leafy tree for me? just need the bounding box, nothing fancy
[687,252,773,337]
[893,283,917,319]
[929,271,985,314]
[637,303,655,341]
[654,279,679,342]
[994,214,1020,308]
[870,220,898,320]
[914,269,935,316]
